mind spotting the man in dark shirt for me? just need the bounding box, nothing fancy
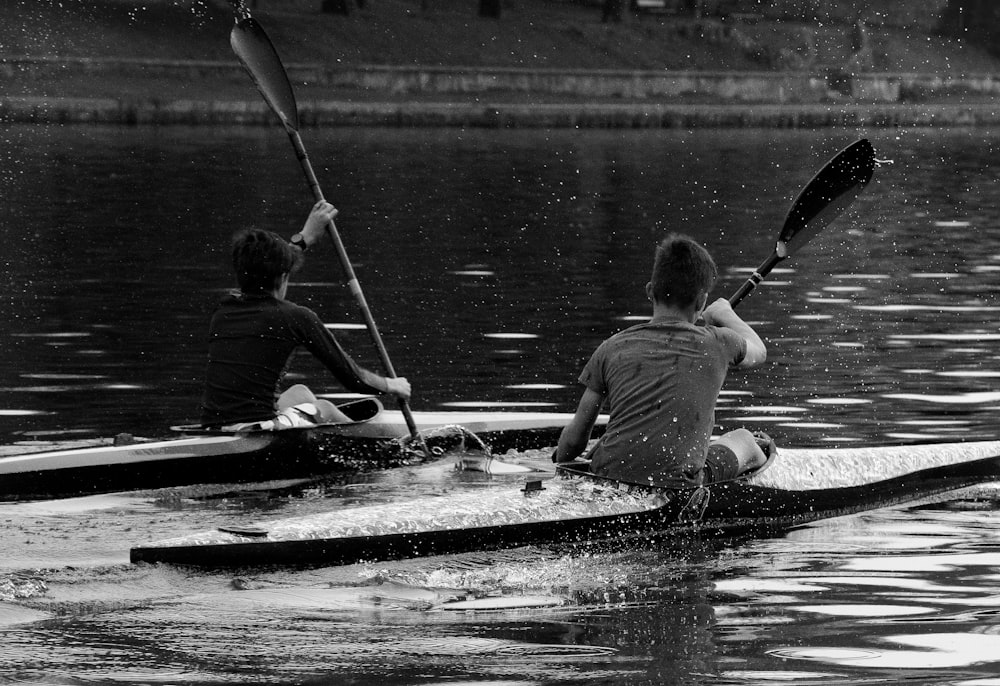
[200,201,410,428]
[553,234,769,487]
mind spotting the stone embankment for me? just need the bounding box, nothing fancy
[4,56,1000,127]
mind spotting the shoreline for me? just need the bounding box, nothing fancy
[3,96,1000,128]
[5,58,1000,129]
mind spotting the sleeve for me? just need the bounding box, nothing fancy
[289,305,390,395]
[713,327,747,367]
[577,342,609,395]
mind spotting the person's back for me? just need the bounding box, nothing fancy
[202,292,301,425]
[555,233,768,487]
[200,291,380,426]
[583,318,745,487]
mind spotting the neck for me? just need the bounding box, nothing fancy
[237,288,280,299]
[650,301,698,324]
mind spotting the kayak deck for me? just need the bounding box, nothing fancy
[130,440,1000,569]
[0,407,603,501]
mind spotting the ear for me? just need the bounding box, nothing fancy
[276,272,291,297]
[696,291,709,312]
[645,282,654,302]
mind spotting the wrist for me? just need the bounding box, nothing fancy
[290,233,309,251]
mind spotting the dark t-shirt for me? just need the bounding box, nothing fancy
[200,292,388,426]
[580,318,746,488]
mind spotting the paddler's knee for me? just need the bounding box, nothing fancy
[714,428,774,473]
[278,384,315,409]
[278,384,351,424]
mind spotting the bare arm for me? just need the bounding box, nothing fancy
[702,297,767,368]
[554,387,605,463]
[294,201,339,248]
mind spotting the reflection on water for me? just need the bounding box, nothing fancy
[718,504,1000,681]
[4,126,1000,683]
[3,126,1000,447]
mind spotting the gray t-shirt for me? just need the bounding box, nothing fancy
[580,318,746,488]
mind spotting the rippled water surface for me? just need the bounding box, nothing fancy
[3,125,1000,684]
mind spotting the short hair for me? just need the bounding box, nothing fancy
[231,229,303,294]
[649,234,718,307]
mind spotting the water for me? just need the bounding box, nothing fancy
[3,124,1000,683]
[5,124,1000,446]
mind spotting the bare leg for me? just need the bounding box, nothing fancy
[714,428,768,473]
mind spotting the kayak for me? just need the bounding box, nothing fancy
[130,440,1000,568]
[0,398,604,501]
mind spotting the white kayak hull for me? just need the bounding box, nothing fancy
[0,404,601,501]
[130,441,1000,568]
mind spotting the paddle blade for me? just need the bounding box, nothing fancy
[779,138,875,256]
[230,17,299,131]
[727,138,876,309]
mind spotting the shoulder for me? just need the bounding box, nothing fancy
[703,324,742,345]
[276,298,318,319]
[600,322,650,345]
[589,326,637,357]
[704,323,738,340]
[704,324,748,360]
[276,300,331,338]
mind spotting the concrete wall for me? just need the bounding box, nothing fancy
[6,55,1000,104]
[5,96,1000,128]
[295,64,831,103]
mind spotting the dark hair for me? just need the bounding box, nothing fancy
[231,229,303,294]
[649,234,717,307]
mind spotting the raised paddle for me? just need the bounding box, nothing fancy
[226,2,426,451]
[552,139,878,465]
[729,138,876,307]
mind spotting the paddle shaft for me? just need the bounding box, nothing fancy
[728,247,784,309]
[226,12,424,451]
[288,130,420,439]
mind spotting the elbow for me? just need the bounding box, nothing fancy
[756,344,767,366]
[742,342,767,369]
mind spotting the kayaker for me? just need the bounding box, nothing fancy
[553,233,771,487]
[200,201,411,429]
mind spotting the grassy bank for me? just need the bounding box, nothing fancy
[6,0,1000,104]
